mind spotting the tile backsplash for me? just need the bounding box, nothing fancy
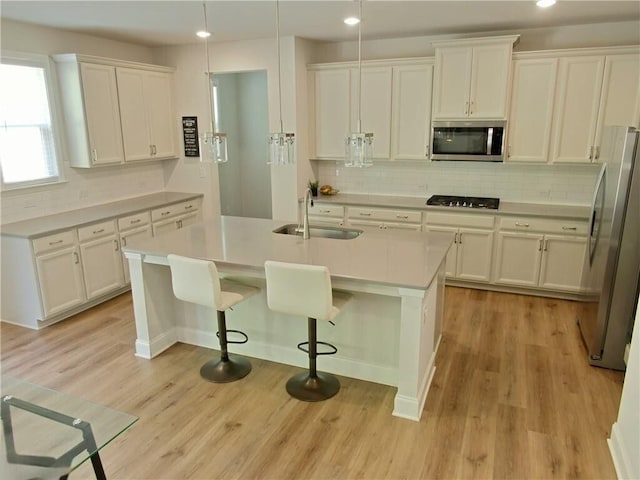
[317,161,600,205]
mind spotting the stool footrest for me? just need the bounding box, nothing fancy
[217,329,249,345]
[296,340,337,356]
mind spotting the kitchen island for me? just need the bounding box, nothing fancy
[123,216,452,421]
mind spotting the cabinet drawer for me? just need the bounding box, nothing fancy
[32,230,76,255]
[425,212,495,228]
[118,211,150,231]
[309,204,344,218]
[348,207,421,223]
[499,216,588,235]
[78,220,116,242]
[151,199,200,222]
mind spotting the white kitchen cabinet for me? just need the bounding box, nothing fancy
[507,58,558,163]
[432,36,518,119]
[118,211,152,284]
[347,206,422,229]
[391,64,433,160]
[151,200,201,236]
[78,221,124,300]
[494,217,587,292]
[34,232,86,318]
[550,56,605,163]
[117,68,178,162]
[308,204,345,225]
[314,68,351,158]
[351,66,393,158]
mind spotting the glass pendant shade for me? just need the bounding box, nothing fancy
[199,131,228,163]
[345,132,373,168]
[268,132,295,165]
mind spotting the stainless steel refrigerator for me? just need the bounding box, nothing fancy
[578,126,640,371]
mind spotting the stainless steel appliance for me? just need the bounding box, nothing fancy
[431,120,505,162]
[426,194,500,209]
[578,126,640,371]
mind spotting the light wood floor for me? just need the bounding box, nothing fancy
[1,287,625,479]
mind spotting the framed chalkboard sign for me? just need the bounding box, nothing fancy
[182,116,200,157]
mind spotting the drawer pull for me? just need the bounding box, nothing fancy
[184,205,193,210]
[320,210,331,214]
[543,239,548,252]
[538,239,543,251]
[48,239,64,246]
[92,228,105,234]
[562,226,577,231]
[515,222,530,228]
[73,252,80,264]
[396,214,409,219]
[122,237,127,247]
[359,212,372,216]
[130,219,142,225]
[161,211,171,216]
[114,239,119,251]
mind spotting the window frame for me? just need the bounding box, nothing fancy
[0,50,66,191]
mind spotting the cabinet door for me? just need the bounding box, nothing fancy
[550,56,605,163]
[433,46,473,119]
[494,231,544,287]
[391,64,433,160]
[152,217,180,236]
[315,69,350,158]
[35,246,85,318]
[177,211,199,229]
[79,235,124,299]
[120,225,152,284]
[424,225,458,277]
[469,43,512,118]
[456,228,494,282]
[352,66,392,158]
[116,68,153,162]
[382,222,422,232]
[539,235,587,292]
[507,58,558,163]
[594,54,640,155]
[80,63,124,165]
[145,71,178,159]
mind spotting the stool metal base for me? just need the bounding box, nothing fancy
[286,371,340,402]
[200,356,252,383]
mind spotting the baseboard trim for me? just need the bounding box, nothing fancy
[135,328,178,359]
[608,422,635,480]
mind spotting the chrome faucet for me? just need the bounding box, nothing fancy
[297,187,314,239]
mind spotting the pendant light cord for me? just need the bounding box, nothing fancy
[203,2,215,133]
[357,0,362,133]
[276,0,284,134]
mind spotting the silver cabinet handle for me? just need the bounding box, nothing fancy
[93,228,105,235]
[595,146,600,160]
[515,222,530,228]
[49,239,64,246]
[114,239,119,251]
[469,100,474,115]
[359,212,372,216]
[184,204,193,210]
[538,239,543,251]
[161,211,171,216]
[73,252,80,264]
[464,101,469,115]
[425,145,430,157]
[130,219,141,225]
[122,237,127,247]
[562,226,577,231]
[91,149,97,163]
[508,145,512,158]
[458,232,462,244]
[177,220,182,228]
[543,239,548,252]
[320,209,331,214]
[589,146,594,160]
[150,145,154,156]
[396,214,409,219]
[152,145,157,155]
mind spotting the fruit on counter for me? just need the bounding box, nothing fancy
[320,185,333,194]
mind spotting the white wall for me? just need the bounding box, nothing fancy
[0,19,167,225]
[609,293,640,480]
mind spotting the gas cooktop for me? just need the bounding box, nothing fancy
[426,195,500,210]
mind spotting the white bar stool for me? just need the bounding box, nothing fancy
[167,254,259,383]
[264,260,352,401]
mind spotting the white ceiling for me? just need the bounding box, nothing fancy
[1,1,639,48]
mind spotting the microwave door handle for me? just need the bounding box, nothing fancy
[486,127,493,155]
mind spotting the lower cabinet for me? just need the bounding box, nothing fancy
[35,243,85,317]
[494,224,587,292]
[346,206,422,231]
[79,233,125,300]
[119,225,152,284]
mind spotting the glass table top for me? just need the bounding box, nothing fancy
[1,376,137,480]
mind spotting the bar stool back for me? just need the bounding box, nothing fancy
[264,260,352,401]
[168,254,259,383]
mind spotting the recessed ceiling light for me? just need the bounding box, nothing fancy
[344,17,360,26]
[536,0,556,7]
[196,30,211,38]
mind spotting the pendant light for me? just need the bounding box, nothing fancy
[345,0,373,168]
[199,2,228,163]
[267,0,295,165]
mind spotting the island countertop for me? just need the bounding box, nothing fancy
[123,215,453,291]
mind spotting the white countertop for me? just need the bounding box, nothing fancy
[312,193,590,220]
[1,192,202,238]
[123,216,453,290]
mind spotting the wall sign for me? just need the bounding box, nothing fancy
[182,116,200,157]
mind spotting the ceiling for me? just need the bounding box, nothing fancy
[1,1,639,48]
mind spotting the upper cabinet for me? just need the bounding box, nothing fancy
[550,51,640,164]
[310,60,433,161]
[54,54,178,168]
[432,35,519,120]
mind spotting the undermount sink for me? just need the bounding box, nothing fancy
[273,224,363,240]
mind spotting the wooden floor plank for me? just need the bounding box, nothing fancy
[0,287,625,479]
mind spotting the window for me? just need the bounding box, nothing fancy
[0,52,64,190]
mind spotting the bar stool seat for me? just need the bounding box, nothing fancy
[264,260,352,402]
[167,254,259,383]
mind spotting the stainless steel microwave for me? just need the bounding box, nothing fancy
[431,120,506,162]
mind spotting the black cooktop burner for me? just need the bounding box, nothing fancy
[426,195,500,209]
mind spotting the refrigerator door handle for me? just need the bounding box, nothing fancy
[587,164,606,266]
